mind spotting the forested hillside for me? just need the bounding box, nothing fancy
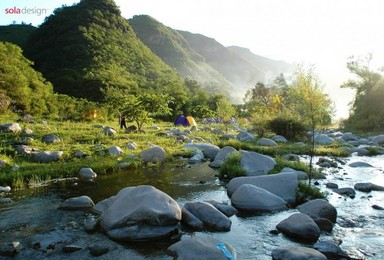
[24,0,186,103]
[0,24,36,49]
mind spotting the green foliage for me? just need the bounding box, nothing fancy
[269,156,309,174]
[342,55,384,133]
[218,152,246,180]
[267,116,306,140]
[296,181,326,205]
[0,24,36,49]
[0,42,56,116]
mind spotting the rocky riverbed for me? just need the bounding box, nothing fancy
[0,155,383,259]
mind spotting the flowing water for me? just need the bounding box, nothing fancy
[0,155,383,259]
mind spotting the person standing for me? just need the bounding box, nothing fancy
[120,114,127,129]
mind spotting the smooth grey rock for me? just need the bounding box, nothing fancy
[182,143,220,160]
[35,151,63,163]
[333,187,356,198]
[227,172,298,204]
[272,246,326,260]
[314,241,349,259]
[272,135,288,143]
[126,141,137,150]
[188,150,205,164]
[280,167,308,180]
[0,186,11,192]
[103,126,117,136]
[0,123,21,133]
[313,218,334,232]
[59,196,94,210]
[89,245,109,256]
[257,137,278,147]
[341,132,358,141]
[240,150,276,176]
[276,213,321,243]
[83,216,98,232]
[168,237,236,260]
[107,146,123,157]
[297,199,337,223]
[237,131,256,141]
[41,134,61,144]
[209,146,237,168]
[23,128,33,135]
[325,183,338,189]
[372,134,384,145]
[139,146,166,163]
[314,134,334,144]
[231,184,287,213]
[98,185,181,241]
[62,244,83,253]
[348,161,374,167]
[205,200,238,217]
[15,145,38,155]
[182,202,231,231]
[354,182,384,192]
[78,168,97,180]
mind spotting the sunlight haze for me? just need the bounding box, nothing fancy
[1,0,384,118]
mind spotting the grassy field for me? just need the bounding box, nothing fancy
[0,116,350,189]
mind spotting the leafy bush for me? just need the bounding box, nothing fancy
[267,116,307,140]
[295,181,326,205]
[219,152,246,180]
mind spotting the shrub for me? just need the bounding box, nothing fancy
[219,152,246,180]
[295,181,326,205]
[267,116,306,140]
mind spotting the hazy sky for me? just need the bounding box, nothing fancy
[2,0,384,118]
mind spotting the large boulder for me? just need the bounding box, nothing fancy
[0,123,21,133]
[96,185,181,241]
[372,134,384,145]
[168,237,236,260]
[237,131,256,141]
[276,213,321,243]
[314,134,334,145]
[181,202,231,231]
[41,134,61,144]
[204,200,238,217]
[297,199,337,223]
[231,184,287,213]
[354,182,384,192]
[58,196,94,210]
[240,150,276,176]
[139,146,166,163]
[182,143,220,160]
[227,172,298,204]
[257,138,278,147]
[280,167,308,180]
[209,146,237,168]
[35,151,63,163]
[272,246,326,260]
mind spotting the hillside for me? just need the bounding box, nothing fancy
[0,24,36,49]
[128,15,233,95]
[23,0,186,102]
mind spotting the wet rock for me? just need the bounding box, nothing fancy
[32,230,71,251]
[107,146,123,157]
[272,246,326,260]
[354,182,384,192]
[0,242,20,256]
[348,161,374,167]
[62,244,83,253]
[89,244,110,256]
[280,167,308,180]
[41,134,61,144]
[317,157,338,167]
[333,187,356,198]
[188,150,205,164]
[227,172,298,204]
[182,201,231,231]
[282,154,300,161]
[240,150,277,176]
[276,213,321,243]
[257,137,278,147]
[205,200,238,217]
[325,183,338,189]
[231,184,287,213]
[372,204,384,210]
[35,151,63,163]
[313,218,333,232]
[237,131,256,141]
[371,134,384,145]
[78,168,97,181]
[182,143,220,160]
[97,185,181,241]
[139,145,167,163]
[209,146,237,168]
[314,241,349,259]
[58,196,94,211]
[297,199,337,223]
[168,237,236,260]
[0,123,21,133]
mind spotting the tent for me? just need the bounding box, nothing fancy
[174,115,197,127]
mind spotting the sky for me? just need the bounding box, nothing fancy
[1,0,384,119]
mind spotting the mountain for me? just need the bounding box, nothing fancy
[24,0,185,101]
[128,15,233,95]
[0,24,36,49]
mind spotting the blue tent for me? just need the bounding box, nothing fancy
[174,115,190,126]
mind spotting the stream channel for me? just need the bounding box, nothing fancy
[0,154,383,259]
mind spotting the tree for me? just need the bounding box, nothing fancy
[216,98,236,133]
[287,66,334,186]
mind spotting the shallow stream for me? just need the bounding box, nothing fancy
[0,155,383,259]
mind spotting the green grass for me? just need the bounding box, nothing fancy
[295,181,327,206]
[218,152,246,180]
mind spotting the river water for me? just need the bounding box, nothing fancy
[0,155,383,259]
